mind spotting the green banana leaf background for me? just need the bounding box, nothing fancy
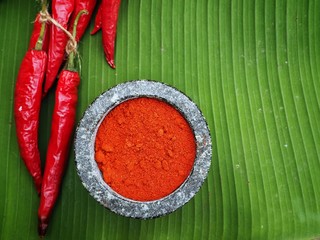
[1,0,320,239]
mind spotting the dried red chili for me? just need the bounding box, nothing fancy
[95,97,196,201]
[14,3,49,194]
[38,11,85,237]
[101,0,121,68]
[43,0,74,96]
[68,0,97,42]
[90,3,102,35]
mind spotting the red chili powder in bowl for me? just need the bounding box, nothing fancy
[94,97,196,201]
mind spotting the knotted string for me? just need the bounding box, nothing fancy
[39,9,77,54]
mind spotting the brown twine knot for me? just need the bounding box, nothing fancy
[39,10,49,23]
[66,40,77,55]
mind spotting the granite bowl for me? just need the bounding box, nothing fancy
[74,80,212,219]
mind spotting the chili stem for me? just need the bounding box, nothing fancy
[41,0,48,12]
[66,10,88,70]
[35,0,48,50]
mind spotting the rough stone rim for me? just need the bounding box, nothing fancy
[74,80,212,219]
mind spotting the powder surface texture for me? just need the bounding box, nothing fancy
[95,97,196,201]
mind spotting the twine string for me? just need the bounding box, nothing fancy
[39,10,77,54]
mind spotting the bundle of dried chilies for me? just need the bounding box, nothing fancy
[14,0,96,236]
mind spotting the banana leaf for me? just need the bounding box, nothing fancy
[0,0,319,239]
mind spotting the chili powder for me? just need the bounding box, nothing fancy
[95,97,196,201]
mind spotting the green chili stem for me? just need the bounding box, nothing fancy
[35,0,48,50]
[66,10,88,71]
[41,0,48,12]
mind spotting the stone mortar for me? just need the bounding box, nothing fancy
[74,80,212,219]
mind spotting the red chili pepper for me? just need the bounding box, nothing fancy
[101,0,121,68]
[14,10,48,194]
[43,0,74,97]
[29,14,50,51]
[38,11,86,237]
[68,0,97,42]
[90,3,102,35]
[38,70,79,236]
